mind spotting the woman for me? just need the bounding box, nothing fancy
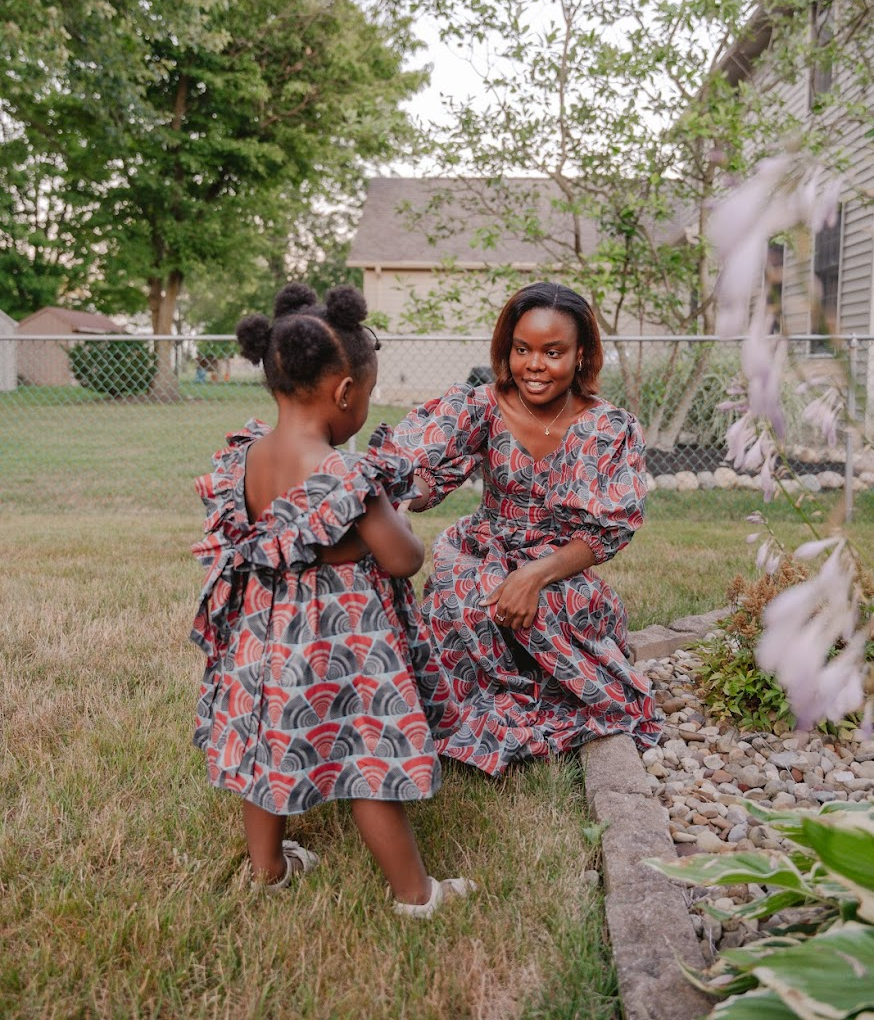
[393,282,662,776]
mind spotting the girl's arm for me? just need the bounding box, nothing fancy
[355,486,425,578]
[479,539,596,630]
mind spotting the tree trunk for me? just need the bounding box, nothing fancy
[647,345,714,450]
[610,340,641,418]
[148,271,183,401]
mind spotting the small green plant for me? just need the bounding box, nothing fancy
[646,801,874,1019]
[68,339,157,397]
[695,644,795,732]
[695,565,808,732]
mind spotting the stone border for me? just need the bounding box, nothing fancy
[580,609,729,1020]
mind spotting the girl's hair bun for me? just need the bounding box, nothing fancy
[274,282,317,318]
[235,313,271,364]
[325,285,367,328]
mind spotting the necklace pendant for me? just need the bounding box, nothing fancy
[544,427,550,436]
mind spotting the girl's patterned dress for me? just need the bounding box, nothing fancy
[191,421,459,815]
[393,384,663,776]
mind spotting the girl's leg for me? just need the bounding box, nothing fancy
[351,800,430,905]
[242,799,287,882]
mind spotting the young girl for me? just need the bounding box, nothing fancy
[191,282,471,917]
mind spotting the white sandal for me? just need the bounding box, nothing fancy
[251,841,320,892]
[393,876,476,918]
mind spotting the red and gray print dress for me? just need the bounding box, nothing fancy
[191,421,459,815]
[393,384,663,776]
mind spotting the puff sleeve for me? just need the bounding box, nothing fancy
[392,383,491,510]
[554,406,647,565]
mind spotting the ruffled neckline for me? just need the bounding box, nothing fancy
[192,419,419,572]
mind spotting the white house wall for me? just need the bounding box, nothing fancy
[0,312,16,391]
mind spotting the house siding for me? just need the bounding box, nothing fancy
[17,310,77,387]
[0,312,16,391]
[736,13,873,437]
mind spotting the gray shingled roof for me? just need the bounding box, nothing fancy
[17,307,126,333]
[348,177,690,268]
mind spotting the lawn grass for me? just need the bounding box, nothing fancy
[0,516,617,1020]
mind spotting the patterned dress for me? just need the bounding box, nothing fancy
[393,384,663,776]
[191,421,459,815]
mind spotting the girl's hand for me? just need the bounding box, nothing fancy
[479,564,544,631]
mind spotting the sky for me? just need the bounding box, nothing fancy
[401,14,490,127]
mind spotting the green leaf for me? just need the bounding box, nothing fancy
[799,814,874,921]
[726,888,811,922]
[754,922,874,1018]
[709,988,802,1019]
[645,852,812,892]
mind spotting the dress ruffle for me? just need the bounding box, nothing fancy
[191,421,419,661]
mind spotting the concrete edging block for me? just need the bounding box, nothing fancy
[627,625,699,663]
[581,611,729,1019]
[605,889,713,1020]
[582,733,653,798]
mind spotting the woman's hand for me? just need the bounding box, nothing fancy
[479,563,544,631]
[478,540,598,631]
[405,475,431,512]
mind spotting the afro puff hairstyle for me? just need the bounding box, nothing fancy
[236,282,376,395]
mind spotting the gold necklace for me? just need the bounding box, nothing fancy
[517,388,571,436]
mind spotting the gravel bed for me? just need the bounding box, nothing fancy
[639,646,874,962]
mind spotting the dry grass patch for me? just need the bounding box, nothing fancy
[0,516,617,1020]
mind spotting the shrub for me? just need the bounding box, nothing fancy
[599,347,816,448]
[68,339,157,397]
[646,801,874,1020]
[696,563,873,736]
[695,565,807,732]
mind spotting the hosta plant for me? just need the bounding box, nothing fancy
[646,801,874,1019]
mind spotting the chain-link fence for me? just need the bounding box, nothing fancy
[3,332,872,515]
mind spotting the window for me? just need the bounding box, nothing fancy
[765,242,784,334]
[812,205,842,350]
[809,2,834,108]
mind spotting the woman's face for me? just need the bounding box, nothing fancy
[508,307,580,405]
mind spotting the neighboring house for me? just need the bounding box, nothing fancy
[16,307,127,387]
[0,310,16,392]
[721,3,873,439]
[347,177,684,336]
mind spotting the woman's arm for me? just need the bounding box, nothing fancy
[405,474,431,513]
[391,384,488,511]
[479,539,596,631]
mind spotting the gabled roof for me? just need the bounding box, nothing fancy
[716,4,778,87]
[17,306,125,333]
[348,177,691,268]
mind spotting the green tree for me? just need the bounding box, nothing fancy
[0,0,423,394]
[178,205,363,335]
[408,0,872,448]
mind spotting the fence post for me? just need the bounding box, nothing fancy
[845,334,858,523]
